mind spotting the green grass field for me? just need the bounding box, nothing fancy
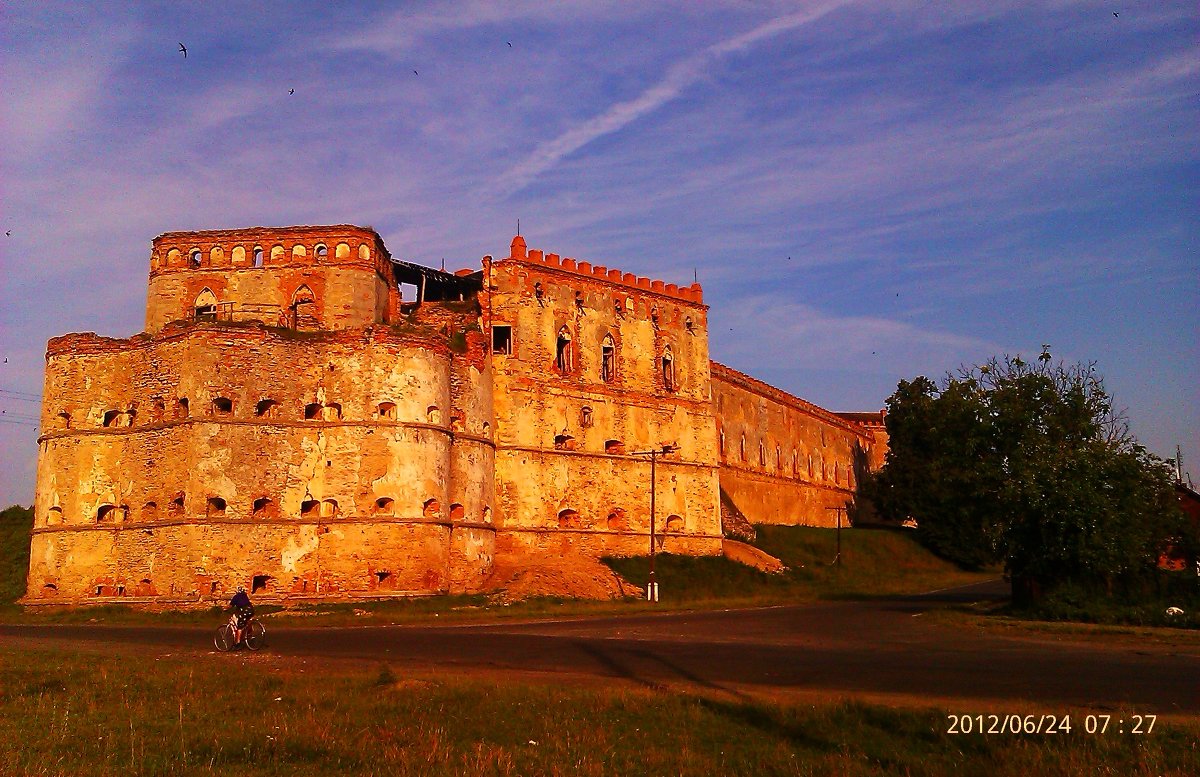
[603,524,996,606]
[2,645,1196,777]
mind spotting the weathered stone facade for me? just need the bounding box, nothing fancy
[24,227,884,605]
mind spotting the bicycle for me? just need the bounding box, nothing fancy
[214,614,266,651]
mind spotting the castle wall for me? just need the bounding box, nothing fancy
[712,363,879,527]
[145,226,396,333]
[27,323,495,603]
[486,237,722,558]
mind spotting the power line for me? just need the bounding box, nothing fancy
[0,418,39,427]
[0,388,41,402]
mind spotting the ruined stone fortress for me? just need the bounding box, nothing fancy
[24,225,887,605]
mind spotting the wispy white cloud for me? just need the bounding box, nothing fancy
[496,1,851,194]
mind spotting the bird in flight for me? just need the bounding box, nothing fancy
[1113,12,1119,17]
[413,70,419,76]
[507,41,512,47]
[178,42,187,58]
[4,231,10,237]
[289,88,295,95]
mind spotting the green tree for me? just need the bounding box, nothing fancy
[863,349,1191,599]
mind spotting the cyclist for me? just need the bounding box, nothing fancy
[229,585,254,645]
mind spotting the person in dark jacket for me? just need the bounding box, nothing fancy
[229,586,254,644]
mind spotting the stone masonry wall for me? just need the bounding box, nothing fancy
[27,322,495,603]
[487,237,722,559]
[712,362,880,527]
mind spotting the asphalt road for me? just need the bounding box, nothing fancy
[4,580,1197,713]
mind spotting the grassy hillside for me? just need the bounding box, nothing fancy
[1,504,33,604]
[604,525,994,606]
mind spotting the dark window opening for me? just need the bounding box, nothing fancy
[304,403,322,420]
[315,243,328,259]
[96,504,117,522]
[212,397,233,415]
[252,497,272,516]
[255,399,277,417]
[580,406,594,428]
[605,439,625,455]
[251,575,271,594]
[301,499,319,517]
[116,584,126,596]
[601,337,616,383]
[492,325,513,355]
[555,328,573,373]
[554,434,575,450]
[375,497,395,514]
[558,508,581,527]
[685,316,694,334]
[422,498,440,518]
[574,290,585,313]
[207,497,227,517]
[189,249,202,268]
[253,247,264,267]
[177,398,189,418]
[377,402,397,420]
[759,443,766,467]
[102,410,120,428]
[58,411,71,429]
[661,350,675,391]
[376,571,391,583]
[170,494,185,516]
[43,583,57,591]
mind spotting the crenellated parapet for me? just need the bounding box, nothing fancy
[503,235,704,306]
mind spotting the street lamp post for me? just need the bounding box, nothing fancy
[631,443,679,602]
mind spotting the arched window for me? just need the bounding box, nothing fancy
[740,434,747,462]
[601,334,616,382]
[252,246,264,267]
[558,508,581,528]
[580,406,594,428]
[377,402,397,420]
[374,497,395,514]
[422,498,441,518]
[206,497,227,517]
[252,497,273,517]
[449,503,465,521]
[189,249,202,268]
[555,327,573,373]
[759,442,767,467]
[605,439,625,455]
[194,288,218,320]
[665,514,684,532]
[290,285,317,329]
[320,499,338,518]
[315,243,328,259]
[554,433,575,450]
[661,346,675,390]
[212,397,233,415]
[255,399,278,418]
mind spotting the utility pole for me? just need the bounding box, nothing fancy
[826,506,846,567]
[631,443,679,602]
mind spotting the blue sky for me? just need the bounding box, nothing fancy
[1,1,1197,505]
